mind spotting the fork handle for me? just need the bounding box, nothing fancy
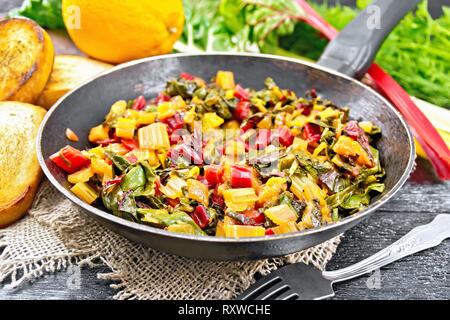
[322,214,450,283]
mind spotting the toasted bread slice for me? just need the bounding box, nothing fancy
[0,18,54,104]
[0,102,47,228]
[36,55,112,109]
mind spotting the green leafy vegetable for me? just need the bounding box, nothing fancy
[294,151,332,179]
[165,77,199,99]
[304,0,450,108]
[117,190,138,221]
[341,183,385,210]
[10,0,448,106]
[174,0,248,53]
[104,151,131,173]
[137,160,158,196]
[102,184,120,215]
[175,0,309,59]
[326,184,358,209]
[120,165,146,193]
[319,169,350,193]
[137,209,207,236]
[278,192,305,216]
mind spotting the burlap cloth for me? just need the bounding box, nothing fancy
[0,178,341,299]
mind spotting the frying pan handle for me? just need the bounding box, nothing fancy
[316,0,421,79]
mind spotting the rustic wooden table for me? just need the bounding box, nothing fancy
[1,0,449,300]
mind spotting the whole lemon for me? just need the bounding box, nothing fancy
[62,0,184,64]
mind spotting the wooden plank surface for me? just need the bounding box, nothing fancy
[1,0,449,300]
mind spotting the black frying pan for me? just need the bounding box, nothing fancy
[37,0,417,260]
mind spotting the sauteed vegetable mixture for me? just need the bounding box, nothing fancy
[50,71,385,237]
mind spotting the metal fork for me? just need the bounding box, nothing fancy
[237,214,450,300]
